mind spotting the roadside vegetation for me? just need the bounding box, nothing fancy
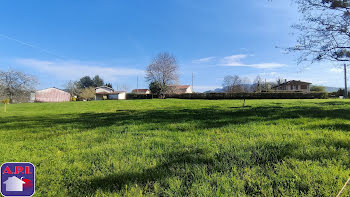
[0,99,349,196]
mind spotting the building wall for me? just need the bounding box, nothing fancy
[185,87,193,93]
[35,88,71,102]
[118,92,126,100]
[277,84,310,92]
[108,94,118,100]
[96,93,126,100]
[95,94,104,100]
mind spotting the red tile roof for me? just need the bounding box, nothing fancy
[168,85,190,89]
[132,89,149,93]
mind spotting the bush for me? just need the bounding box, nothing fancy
[310,86,326,92]
[165,92,328,99]
[126,92,328,100]
[127,93,153,100]
[1,98,10,104]
[79,87,95,101]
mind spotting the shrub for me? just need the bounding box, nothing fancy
[164,92,328,99]
[310,86,326,92]
[1,98,10,104]
[127,93,153,100]
[79,87,95,101]
[126,93,328,100]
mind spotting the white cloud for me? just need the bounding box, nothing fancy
[247,63,286,69]
[15,58,144,82]
[258,72,280,77]
[192,56,216,64]
[330,68,343,73]
[221,54,247,66]
[220,54,286,69]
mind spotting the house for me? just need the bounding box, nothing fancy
[168,85,193,94]
[132,89,151,94]
[3,176,26,191]
[95,86,126,100]
[272,80,312,92]
[34,87,71,102]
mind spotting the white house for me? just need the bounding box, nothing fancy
[95,86,126,100]
[3,176,26,191]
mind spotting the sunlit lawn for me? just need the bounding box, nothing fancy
[0,99,349,196]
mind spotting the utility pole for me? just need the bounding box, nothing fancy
[192,72,194,93]
[345,64,348,98]
[136,76,139,94]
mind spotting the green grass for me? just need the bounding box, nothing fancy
[0,99,350,196]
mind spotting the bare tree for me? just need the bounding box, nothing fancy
[64,80,81,97]
[145,52,179,98]
[0,70,38,103]
[241,77,251,92]
[79,87,95,101]
[222,75,243,93]
[288,0,350,63]
[252,75,263,92]
[276,77,285,85]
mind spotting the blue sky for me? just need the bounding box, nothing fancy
[0,0,345,92]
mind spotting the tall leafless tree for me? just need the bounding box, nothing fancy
[252,75,263,92]
[64,80,81,97]
[145,52,179,98]
[222,75,243,93]
[289,0,350,64]
[0,70,38,103]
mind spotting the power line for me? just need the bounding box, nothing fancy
[0,33,65,59]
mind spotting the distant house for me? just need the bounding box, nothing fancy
[272,80,312,92]
[168,85,193,94]
[132,89,151,94]
[95,86,126,100]
[34,87,71,102]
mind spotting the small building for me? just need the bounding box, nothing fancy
[34,87,71,102]
[132,89,151,94]
[168,85,193,94]
[272,80,312,92]
[95,86,126,100]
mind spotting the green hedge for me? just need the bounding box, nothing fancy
[126,93,153,99]
[127,92,328,99]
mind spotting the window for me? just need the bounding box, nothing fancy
[301,85,307,89]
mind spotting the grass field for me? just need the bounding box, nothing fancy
[0,99,350,196]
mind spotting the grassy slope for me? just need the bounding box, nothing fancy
[0,99,349,196]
